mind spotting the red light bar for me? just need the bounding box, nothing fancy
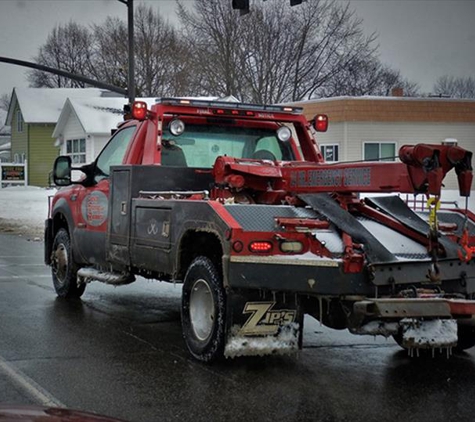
[249,241,273,253]
[155,98,303,115]
[132,101,148,120]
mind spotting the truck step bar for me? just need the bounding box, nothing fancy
[77,267,135,285]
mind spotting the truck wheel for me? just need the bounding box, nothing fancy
[456,323,475,351]
[51,228,86,299]
[181,256,226,362]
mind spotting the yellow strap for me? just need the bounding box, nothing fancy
[427,196,440,229]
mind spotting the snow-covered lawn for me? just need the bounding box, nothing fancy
[0,185,473,240]
[0,186,56,239]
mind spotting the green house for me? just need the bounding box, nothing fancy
[6,88,106,187]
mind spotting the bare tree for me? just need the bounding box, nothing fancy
[433,75,475,98]
[321,59,419,97]
[177,0,247,99]
[133,5,186,96]
[28,5,189,97]
[0,93,10,111]
[178,0,387,102]
[90,17,129,92]
[286,1,377,101]
[28,21,94,88]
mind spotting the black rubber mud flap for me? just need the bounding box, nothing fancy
[224,290,304,358]
[365,195,460,257]
[299,193,396,263]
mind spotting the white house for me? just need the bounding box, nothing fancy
[53,97,127,164]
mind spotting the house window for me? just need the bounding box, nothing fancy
[66,138,86,164]
[321,144,339,162]
[364,142,396,162]
[17,110,23,133]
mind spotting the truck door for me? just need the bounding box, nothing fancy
[74,125,137,267]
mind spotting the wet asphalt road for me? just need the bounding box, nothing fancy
[1,233,475,422]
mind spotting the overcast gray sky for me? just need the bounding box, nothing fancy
[0,0,474,101]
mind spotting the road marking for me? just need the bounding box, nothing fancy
[0,264,45,267]
[0,355,66,407]
[0,275,51,279]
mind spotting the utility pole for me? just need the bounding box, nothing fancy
[118,0,135,103]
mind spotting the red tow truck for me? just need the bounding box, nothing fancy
[45,98,475,361]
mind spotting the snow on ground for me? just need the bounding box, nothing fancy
[0,185,473,240]
[0,186,56,239]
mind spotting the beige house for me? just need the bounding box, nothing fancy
[292,96,475,191]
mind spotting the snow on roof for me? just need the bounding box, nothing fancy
[53,97,157,137]
[7,88,114,124]
[0,142,10,151]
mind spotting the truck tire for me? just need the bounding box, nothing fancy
[181,256,226,362]
[51,228,86,299]
[456,323,475,351]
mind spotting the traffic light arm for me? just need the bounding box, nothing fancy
[0,56,128,96]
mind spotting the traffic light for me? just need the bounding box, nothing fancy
[232,0,250,15]
[233,0,304,16]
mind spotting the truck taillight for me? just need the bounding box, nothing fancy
[314,114,328,132]
[249,241,273,253]
[132,101,148,120]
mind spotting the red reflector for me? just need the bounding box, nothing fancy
[232,241,244,253]
[132,101,147,120]
[314,114,328,132]
[231,110,239,115]
[216,109,225,115]
[245,111,255,116]
[249,241,272,253]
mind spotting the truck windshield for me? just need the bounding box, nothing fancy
[161,123,295,168]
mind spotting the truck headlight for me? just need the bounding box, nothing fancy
[169,119,185,136]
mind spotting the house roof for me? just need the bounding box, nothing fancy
[6,88,115,125]
[52,97,158,138]
[290,96,475,123]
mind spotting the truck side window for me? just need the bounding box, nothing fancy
[95,126,136,182]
